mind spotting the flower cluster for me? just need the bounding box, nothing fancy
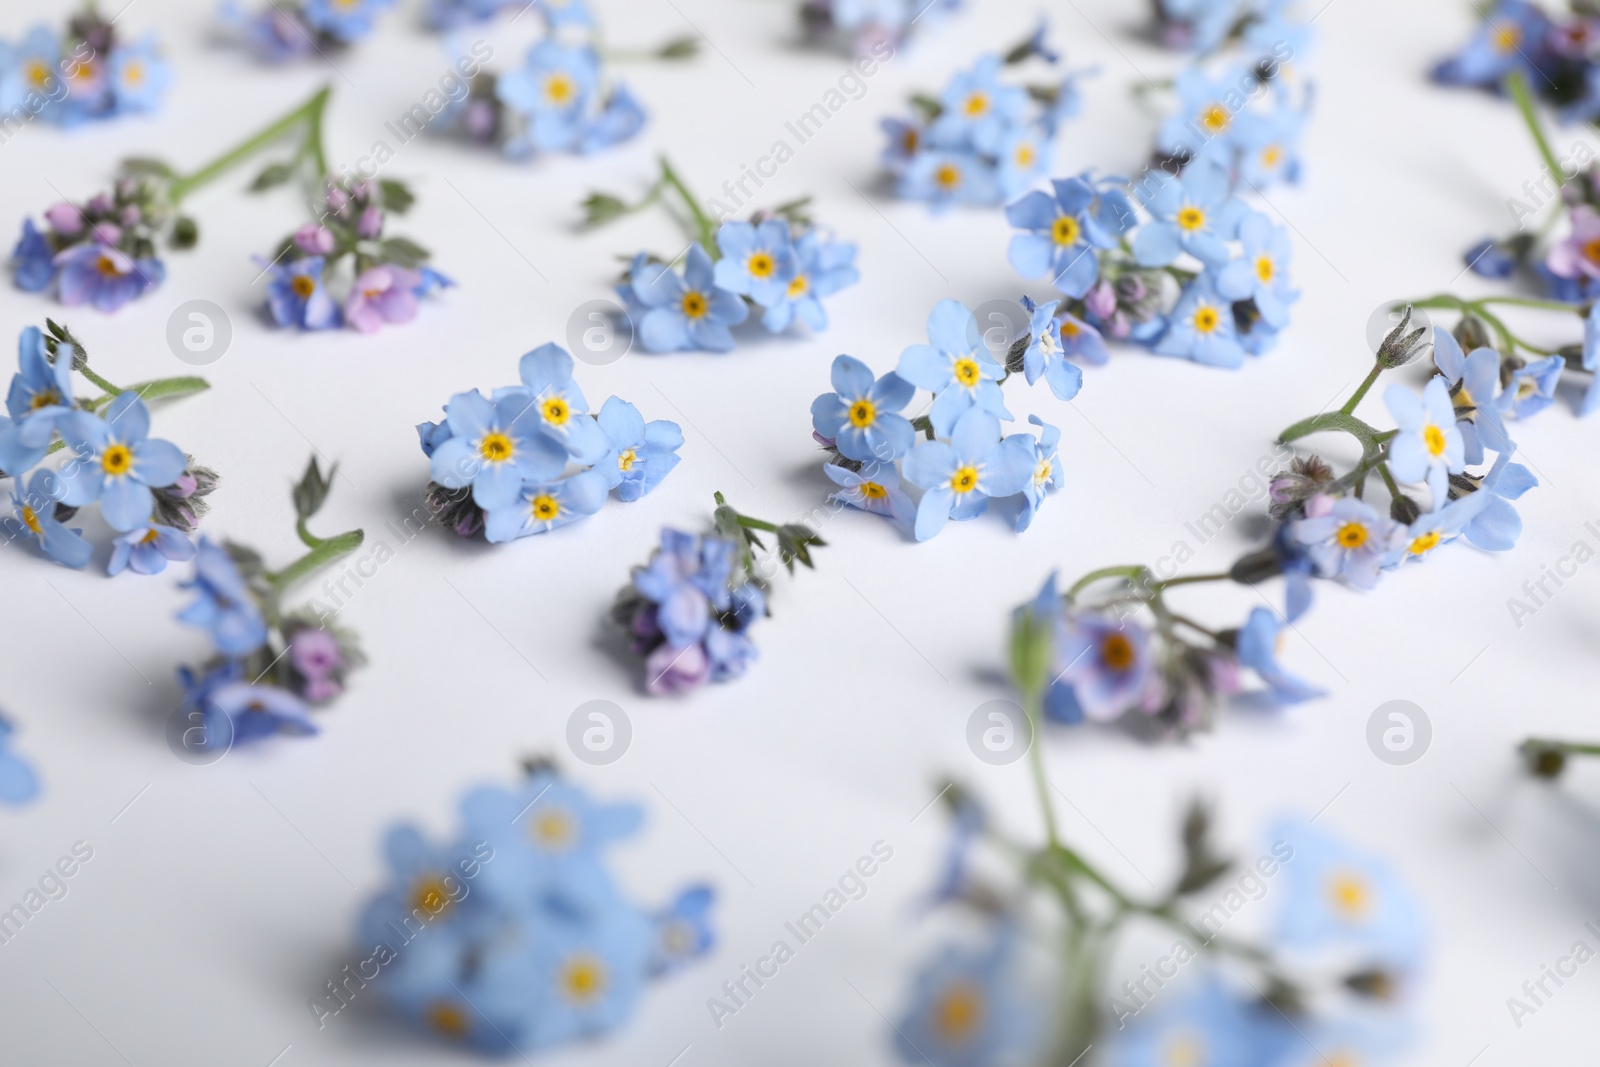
[799,0,962,56]
[443,32,649,160]
[173,457,365,752]
[0,12,168,127]
[354,765,713,1052]
[10,166,191,312]
[218,0,394,62]
[417,344,681,541]
[899,781,1423,1067]
[610,494,824,694]
[593,159,860,352]
[1,323,215,574]
[1006,162,1299,365]
[1149,0,1309,57]
[812,299,1071,541]
[260,178,450,334]
[0,715,39,805]
[881,26,1083,208]
[1432,0,1600,120]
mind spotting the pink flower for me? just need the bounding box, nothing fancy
[356,206,383,239]
[645,641,710,695]
[290,629,342,679]
[1547,204,1600,280]
[45,203,84,235]
[293,224,335,255]
[343,266,420,334]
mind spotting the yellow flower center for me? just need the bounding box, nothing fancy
[102,443,133,476]
[950,466,979,493]
[531,807,575,849]
[1101,632,1134,670]
[410,874,454,915]
[1409,530,1441,555]
[1262,144,1284,168]
[1192,306,1221,334]
[1177,206,1206,232]
[1033,459,1053,484]
[617,448,637,472]
[29,389,59,410]
[860,481,887,499]
[124,63,144,87]
[1326,869,1372,920]
[542,396,570,425]
[1201,104,1230,133]
[96,255,121,276]
[559,954,607,1003]
[1013,142,1035,167]
[1516,378,1537,400]
[1051,215,1081,246]
[1336,522,1368,549]
[787,274,809,298]
[952,358,981,387]
[291,274,316,299]
[1455,386,1475,411]
[26,61,52,89]
[530,494,560,522]
[1423,423,1446,457]
[901,127,920,154]
[545,73,576,105]
[427,1001,470,1037]
[933,983,983,1043]
[479,432,513,462]
[747,253,774,279]
[1164,1034,1204,1067]
[848,399,876,429]
[1494,22,1521,52]
[681,291,708,319]
[962,91,989,118]
[21,505,41,535]
[1061,318,1081,339]
[934,163,962,190]
[1255,256,1275,283]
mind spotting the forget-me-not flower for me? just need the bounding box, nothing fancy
[1133,160,1246,269]
[630,245,750,353]
[712,221,796,308]
[903,408,1034,541]
[8,468,90,568]
[57,392,186,531]
[593,396,682,500]
[896,300,1011,436]
[1385,378,1465,505]
[483,469,609,542]
[428,389,568,511]
[811,354,916,463]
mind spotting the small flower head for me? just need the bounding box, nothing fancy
[811,354,916,463]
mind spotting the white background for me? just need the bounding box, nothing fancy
[0,0,1597,1063]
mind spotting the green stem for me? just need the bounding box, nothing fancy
[267,528,363,591]
[1338,362,1383,416]
[1065,565,1149,600]
[1150,572,1231,592]
[1504,70,1565,187]
[658,156,718,254]
[169,87,331,201]
[78,365,122,396]
[1278,410,1385,449]
[1021,681,1060,849]
[1523,738,1600,757]
[1475,295,1587,313]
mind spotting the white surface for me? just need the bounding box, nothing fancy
[0,0,1596,1064]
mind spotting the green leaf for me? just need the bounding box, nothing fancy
[378,179,415,215]
[293,457,336,520]
[581,192,629,226]
[379,236,431,268]
[656,36,699,59]
[775,523,825,573]
[250,162,294,193]
[125,376,210,404]
[170,216,199,250]
[119,156,175,178]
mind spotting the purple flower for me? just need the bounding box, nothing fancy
[265,256,341,329]
[293,224,335,255]
[12,220,58,293]
[108,522,196,576]
[645,640,710,694]
[1058,613,1156,721]
[344,265,421,333]
[55,244,162,312]
[290,628,343,678]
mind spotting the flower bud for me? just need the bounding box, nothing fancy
[44,203,84,235]
[294,224,335,255]
[357,206,383,239]
[1376,305,1427,368]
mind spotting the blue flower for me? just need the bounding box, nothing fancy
[649,885,715,976]
[1006,176,1119,298]
[760,231,858,333]
[1235,607,1324,704]
[539,0,596,29]
[497,41,601,156]
[896,299,1010,436]
[1463,237,1517,279]
[1384,490,1485,565]
[1234,108,1304,188]
[517,343,609,464]
[108,36,169,113]
[522,896,653,1048]
[1385,378,1465,504]
[8,468,90,568]
[1430,327,1513,461]
[895,933,1034,1067]
[903,408,1034,541]
[1461,451,1537,551]
[1158,68,1247,165]
[1499,354,1562,420]
[1019,297,1083,400]
[1216,211,1295,328]
[633,529,736,647]
[928,56,1028,152]
[1057,308,1110,365]
[994,124,1051,200]
[1291,497,1394,590]
[1154,275,1245,368]
[594,396,682,500]
[55,243,163,312]
[577,85,647,153]
[1272,818,1426,964]
[265,256,341,330]
[109,522,195,576]
[1583,300,1600,416]
[177,538,268,657]
[482,469,609,542]
[811,354,916,463]
[1133,160,1246,268]
[1431,0,1550,87]
[712,221,796,308]
[428,389,567,511]
[0,325,76,475]
[0,715,39,804]
[898,150,1000,209]
[187,671,317,746]
[57,393,187,530]
[1012,415,1062,533]
[11,219,56,293]
[881,116,924,172]
[1111,972,1292,1067]
[824,460,914,525]
[1058,612,1154,720]
[302,0,395,43]
[630,244,750,353]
